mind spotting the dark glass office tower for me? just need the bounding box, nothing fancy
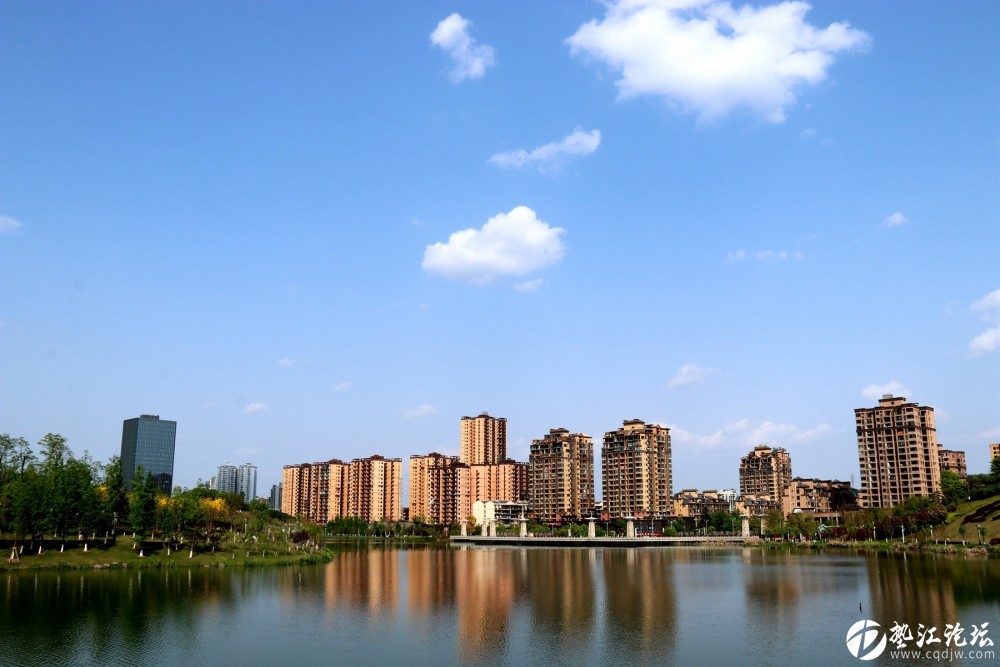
[121,414,177,494]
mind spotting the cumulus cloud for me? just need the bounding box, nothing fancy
[244,402,269,414]
[513,278,544,293]
[489,128,601,171]
[972,288,1000,315]
[333,381,353,391]
[422,206,566,285]
[883,211,908,227]
[668,418,830,449]
[969,326,1000,356]
[726,249,748,263]
[276,358,296,368]
[861,380,911,403]
[431,13,495,82]
[567,0,870,123]
[727,248,805,262]
[0,215,23,234]
[403,404,438,419]
[668,363,716,388]
[969,289,1000,356]
[755,250,804,262]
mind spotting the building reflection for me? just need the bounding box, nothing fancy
[453,547,522,662]
[523,548,597,651]
[601,549,677,656]
[323,546,399,616]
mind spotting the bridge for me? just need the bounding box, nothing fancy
[450,535,750,547]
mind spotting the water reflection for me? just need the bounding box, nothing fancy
[2,547,997,666]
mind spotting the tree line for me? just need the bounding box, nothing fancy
[0,433,281,547]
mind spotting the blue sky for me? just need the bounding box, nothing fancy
[2,1,998,499]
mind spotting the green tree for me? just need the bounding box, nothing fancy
[939,470,967,508]
[99,455,129,534]
[128,468,159,536]
[762,509,785,538]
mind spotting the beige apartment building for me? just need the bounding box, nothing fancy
[348,455,402,522]
[739,445,793,499]
[856,394,941,508]
[672,489,737,519]
[470,460,528,506]
[601,419,672,518]
[528,428,595,523]
[409,453,471,525]
[781,478,854,519]
[990,443,1000,462]
[460,412,507,465]
[737,493,782,517]
[281,459,349,524]
[938,449,967,480]
[282,454,400,524]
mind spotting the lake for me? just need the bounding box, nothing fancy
[2,544,998,666]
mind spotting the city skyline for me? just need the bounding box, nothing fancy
[2,2,997,496]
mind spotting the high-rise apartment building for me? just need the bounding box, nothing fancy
[347,455,402,522]
[410,453,471,525]
[856,395,941,508]
[990,443,1000,463]
[237,463,257,503]
[216,463,238,493]
[938,449,967,480]
[529,428,595,523]
[218,463,257,502]
[470,460,528,507]
[601,420,672,518]
[460,412,507,465]
[739,445,793,500]
[281,459,349,524]
[121,414,177,494]
[269,483,282,512]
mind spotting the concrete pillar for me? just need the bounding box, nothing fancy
[489,520,497,537]
[519,519,528,538]
[760,518,767,535]
[741,516,750,538]
[626,518,635,538]
[460,520,467,537]
[482,521,488,537]
[588,519,596,539]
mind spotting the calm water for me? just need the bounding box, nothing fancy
[2,545,998,666]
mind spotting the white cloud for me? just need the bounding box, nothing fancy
[883,211,908,227]
[726,249,748,262]
[431,13,495,83]
[489,129,601,171]
[971,288,1000,315]
[244,402,269,414]
[728,248,806,262]
[968,289,1000,356]
[861,380,911,403]
[969,325,1000,356]
[756,250,804,262]
[333,381,353,391]
[668,363,716,388]
[276,358,296,368]
[422,206,566,285]
[567,0,870,123]
[513,279,544,293]
[667,417,830,449]
[0,215,23,234]
[403,404,438,419]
